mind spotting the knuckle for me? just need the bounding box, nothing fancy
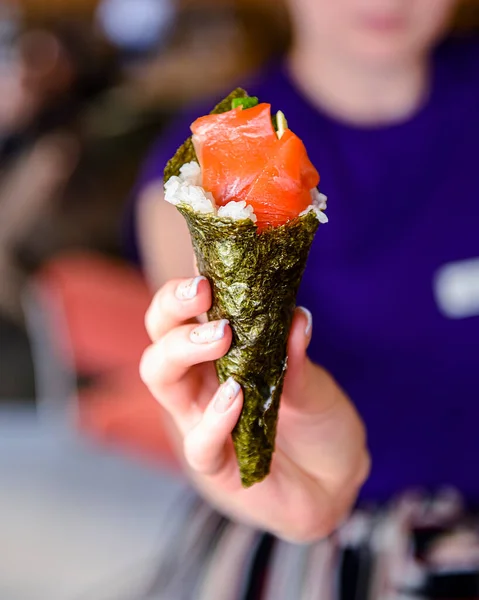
[153,346,169,387]
[355,450,371,489]
[139,339,168,388]
[183,430,206,473]
[184,428,221,475]
[144,288,166,338]
[282,488,340,544]
[144,307,155,339]
[288,508,337,544]
[309,515,337,541]
[139,345,154,385]
[342,448,370,493]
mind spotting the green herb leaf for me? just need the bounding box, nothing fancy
[232,96,259,110]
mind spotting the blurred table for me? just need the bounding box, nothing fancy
[0,405,187,600]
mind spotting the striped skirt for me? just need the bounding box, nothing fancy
[141,487,479,600]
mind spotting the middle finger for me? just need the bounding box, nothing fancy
[140,319,232,414]
[145,276,212,342]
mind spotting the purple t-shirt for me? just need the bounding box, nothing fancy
[128,38,479,503]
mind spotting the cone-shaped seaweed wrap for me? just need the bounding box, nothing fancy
[163,89,327,487]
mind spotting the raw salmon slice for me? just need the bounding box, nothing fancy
[191,103,278,206]
[244,129,319,229]
[191,103,319,229]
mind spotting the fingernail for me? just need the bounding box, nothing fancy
[298,306,313,337]
[175,276,207,300]
[190,319,229,344]
[215,377,241,413]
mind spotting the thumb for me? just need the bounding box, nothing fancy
[192,256,210,324]
[193,254,200,277]
[282,307,337,415]
[282,306,312,402]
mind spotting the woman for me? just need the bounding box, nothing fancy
[133,0,479,596]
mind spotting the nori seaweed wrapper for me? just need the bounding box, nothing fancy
[164,90,321,487]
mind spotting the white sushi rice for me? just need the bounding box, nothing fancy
[300,188,329,224]
[164,162,215,214]
[164,160,328,225]
[312,188,328,211]
[218,200,257,223]
[177,160,202,186]
[164,161,255,220]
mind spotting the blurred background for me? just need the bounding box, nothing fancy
[0,0,478,598]
[0,1,292,598]
[0,0,290,404]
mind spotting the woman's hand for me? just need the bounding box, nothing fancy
[140,276,370,543]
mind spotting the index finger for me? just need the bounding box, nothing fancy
[145,276,212,341]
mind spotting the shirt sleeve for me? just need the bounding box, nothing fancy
[122,107,200,267]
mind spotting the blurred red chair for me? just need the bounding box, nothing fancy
[30,251,178,469]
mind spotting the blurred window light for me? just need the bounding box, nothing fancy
[96,0,176,53]
[434,257,479,319]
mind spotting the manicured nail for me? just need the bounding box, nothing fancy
[215,377,241,413]
[175,276,207,300]
[298,306,313,337]
[190,319,229,344]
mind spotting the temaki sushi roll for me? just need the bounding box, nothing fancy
[163,89,328,488]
